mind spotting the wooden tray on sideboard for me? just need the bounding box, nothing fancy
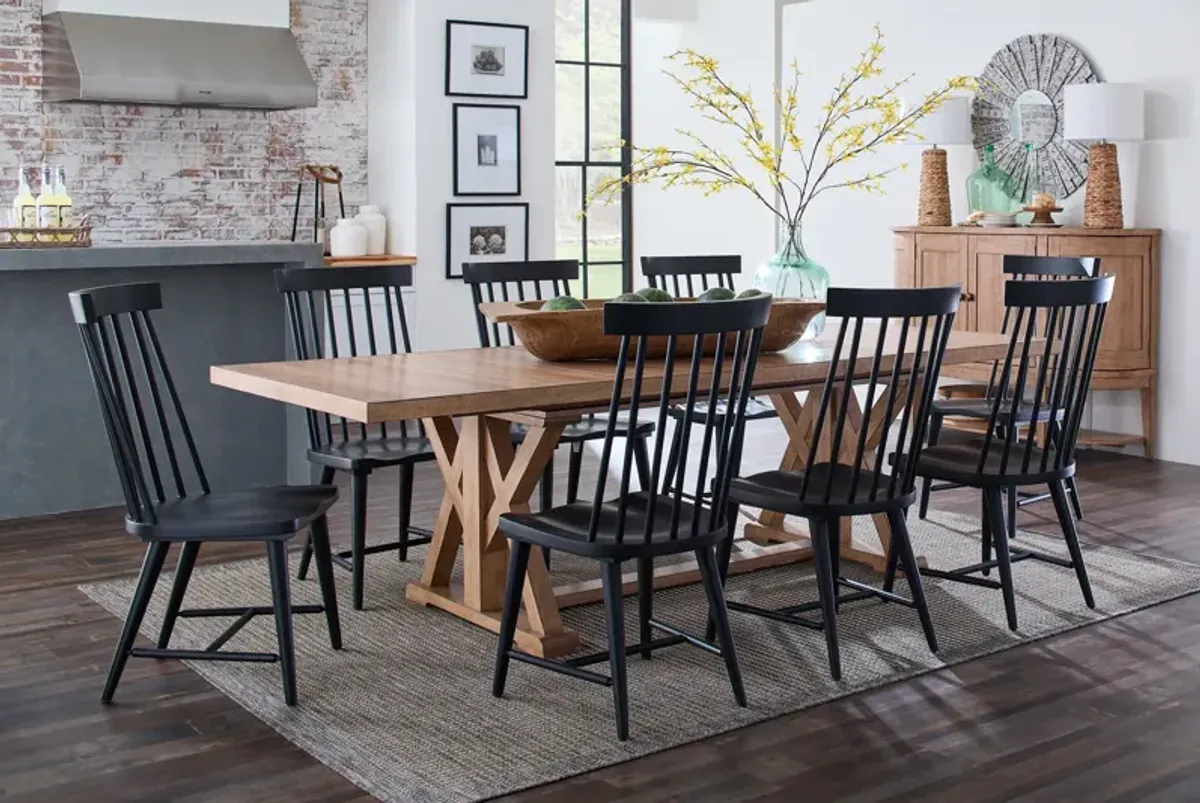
[479,298,826,362]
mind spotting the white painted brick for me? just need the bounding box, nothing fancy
[0,0,367,243]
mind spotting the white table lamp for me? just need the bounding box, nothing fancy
[1064,83,1145,228]
[913,96,973,226]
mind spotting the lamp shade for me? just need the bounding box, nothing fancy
[913,96,974,146]
[1064,83,1145,142]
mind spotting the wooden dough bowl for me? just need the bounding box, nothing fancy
[479,298,827,362]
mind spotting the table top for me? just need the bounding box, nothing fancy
[211,329,1016,424]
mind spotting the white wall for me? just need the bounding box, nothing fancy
[631,0,777,290]
[775,0,1199,465]
[43,0,289,27]
[368,0,555,352]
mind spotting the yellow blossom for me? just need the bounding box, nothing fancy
[583,25,970,228]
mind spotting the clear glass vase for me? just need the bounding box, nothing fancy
[753,224,829,339]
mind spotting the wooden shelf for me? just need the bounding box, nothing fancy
[323,254,417,268]
[941,419,1146,450]
[1076,429,1146,449]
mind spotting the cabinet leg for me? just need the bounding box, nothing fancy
[1141,381,1156,460]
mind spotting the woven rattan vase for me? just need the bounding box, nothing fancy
[918,148,952,227]
[1084,142,1124,228]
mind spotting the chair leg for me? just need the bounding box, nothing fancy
[296,534,314,581]
[102,541,170,704]
[266,540,298,706]
[810,519,842,681]
[308,515,342,650]
[540,454,555,512]
[705,506,740,644]
[566,442,583,504]
[887,509,938,654]
[541,455,556,569]
[882,531,901,594]
[985,489,1019,632]
[697,545,747,707]
[492,540,532,698]
[1065,477,1084,521]
[156,540,200,649]
[601,561,630,742]
[828,516,842,611]
[298,466,336,580]
[397,463,414,563]
[350,470,369,610]
[632,435,652,494]
[661,422,684,494]
[637,557,653,659]
[1007,486,1018,542]
[919,413,942,520]
[1050,481,1095,609]
[981,491,992,577]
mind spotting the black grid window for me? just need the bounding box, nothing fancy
[555,0,633,298]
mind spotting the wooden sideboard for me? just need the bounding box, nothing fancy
[893,226,1160,457]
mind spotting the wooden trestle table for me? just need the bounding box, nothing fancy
[212,329,1014,658]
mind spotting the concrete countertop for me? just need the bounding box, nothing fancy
[0,241,324,272]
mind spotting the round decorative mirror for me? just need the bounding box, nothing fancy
[1011,89,1057,148]
[974,34,1100,200]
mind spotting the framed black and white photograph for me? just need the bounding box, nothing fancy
[446,202,529,279]
[453,103,521,196]
[446,20,529,99]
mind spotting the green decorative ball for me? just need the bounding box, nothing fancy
[611,292,648,303]
[635,287,674,303]
[541,296,587,312]
[736,288,769,299]
[697,287,737,302]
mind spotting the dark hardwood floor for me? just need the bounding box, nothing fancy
[3,447,1200,802]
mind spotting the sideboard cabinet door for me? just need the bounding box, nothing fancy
[970,234,1038,335]
[1046,235,1154,372]
[915,233,970,329]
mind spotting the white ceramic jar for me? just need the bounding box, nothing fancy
[355,205,387,255]
[329,218,368,258]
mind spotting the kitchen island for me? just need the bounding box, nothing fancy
[0,242,323,519]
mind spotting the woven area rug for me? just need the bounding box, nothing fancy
[81,511,1200,803]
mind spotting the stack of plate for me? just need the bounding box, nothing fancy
[980,212,1019,228]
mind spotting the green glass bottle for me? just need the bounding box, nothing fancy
[966,144,1020,214]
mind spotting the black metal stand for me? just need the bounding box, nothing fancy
[290,164,346,244]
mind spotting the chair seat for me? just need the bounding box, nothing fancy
[127,485,340,541]
[669,396,778,425]
[308,434,436,471]
[933,396,1064,425]
[511,417,655,444]
[916,437,1075,488]
[730,462,913,517]
[499,491,726,559]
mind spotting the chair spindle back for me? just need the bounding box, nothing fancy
[801,286,962,506]
[275,265,417,447]
[70,282,209,526]
[983,255,1099,400]
[979,275,1115,477]
[641,255,741,298]
[462,260,578,348]
[589,295,772,545]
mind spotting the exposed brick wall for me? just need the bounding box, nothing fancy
[0,0,366,243]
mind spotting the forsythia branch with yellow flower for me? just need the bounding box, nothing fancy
[586,25,976,234]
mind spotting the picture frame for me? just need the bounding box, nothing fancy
[453,103,522,197]
[445,19,530,99]
[446,202,530,280]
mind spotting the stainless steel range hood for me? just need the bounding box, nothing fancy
[42,12,318,110]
